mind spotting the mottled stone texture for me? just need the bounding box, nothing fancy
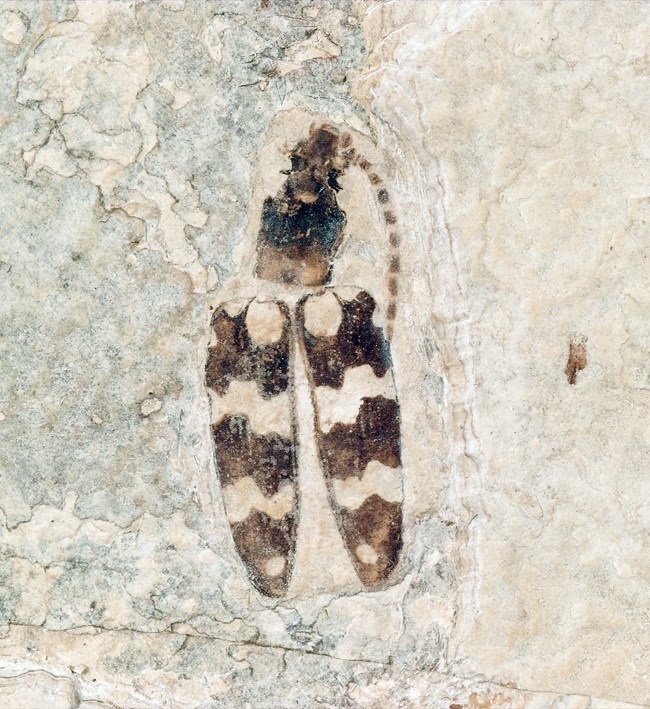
[0,1,648,707]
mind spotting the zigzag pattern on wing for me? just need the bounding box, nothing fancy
[206,299,298,597]
[298,288,403,589]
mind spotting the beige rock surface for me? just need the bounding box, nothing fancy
[0,0,648,706]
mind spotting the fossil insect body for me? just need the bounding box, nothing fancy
[205,124,403,596]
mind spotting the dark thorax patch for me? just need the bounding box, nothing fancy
[256,125,350,287]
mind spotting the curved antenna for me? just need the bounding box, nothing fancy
[342,136,400,341]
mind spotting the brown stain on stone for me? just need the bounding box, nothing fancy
[206,302,290,398]
[298,290,392,388]
[565,337,587,385]
[320,396,401,479]
[467,692,511,708]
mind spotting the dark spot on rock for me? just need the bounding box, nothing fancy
[565,337,587,385]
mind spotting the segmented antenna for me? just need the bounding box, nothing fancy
[340,134,400,341]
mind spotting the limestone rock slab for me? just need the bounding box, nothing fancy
[0,1,648,707]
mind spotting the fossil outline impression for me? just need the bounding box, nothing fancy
[206,123,403,596]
